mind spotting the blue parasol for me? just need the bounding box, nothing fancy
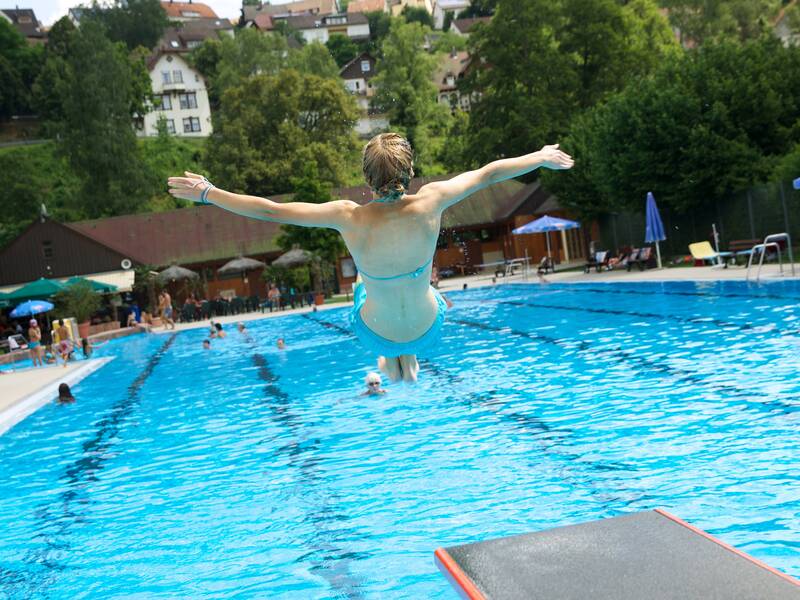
[10,299,55,318]
[512,215,580,263]
[644,192,666,268]
[794,177,800,190]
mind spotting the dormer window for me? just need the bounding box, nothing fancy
[18,15,32,23]
[181,10,200,17]
[361,60,370,73]
[170,40,180,48]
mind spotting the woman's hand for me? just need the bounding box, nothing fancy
[538,144,574,170]
[168,171,213,202]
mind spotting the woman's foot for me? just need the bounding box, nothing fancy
[378,356,402,382]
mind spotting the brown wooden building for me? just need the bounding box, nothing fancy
[1,176,586,301]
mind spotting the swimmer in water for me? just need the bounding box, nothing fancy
[169,135,573,382]
[361,372,387,396]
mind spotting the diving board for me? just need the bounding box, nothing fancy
[435,509,800,599]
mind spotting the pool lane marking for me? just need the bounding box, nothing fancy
[246,336,368,599]
[301,315,650,509]
[536,283,800,303]
[1,334,178,595]
[419,360,653,511]
[451,317,800,415]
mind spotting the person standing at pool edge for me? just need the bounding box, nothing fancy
[168,134,573,382]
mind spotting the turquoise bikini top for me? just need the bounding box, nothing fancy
[357,257,433,281]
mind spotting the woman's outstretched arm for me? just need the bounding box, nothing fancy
[168,172,356,230]
[417,145,574,211]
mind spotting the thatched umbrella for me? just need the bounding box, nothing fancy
[158,265,199,282]
[217,256,267,275]
[271,248,314,268]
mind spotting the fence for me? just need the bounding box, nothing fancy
[596,180,800,260]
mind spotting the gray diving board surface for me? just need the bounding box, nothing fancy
[435,509,800,600]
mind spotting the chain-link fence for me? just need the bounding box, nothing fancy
[596,180,800,260]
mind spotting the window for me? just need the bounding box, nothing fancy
[166,119,175,134]
[172,70,183,83]
[169,40,180,48]
[42,240,53,259]
[354,80,360,91]
[181,10,200,17]
[361,60,370,73]
[161,71,171,84]
[187,40,201,49]
[183,117,201,133]
[157,93,172,110]
[178,92,197,109]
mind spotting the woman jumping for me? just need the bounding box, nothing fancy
[168,134,573,382]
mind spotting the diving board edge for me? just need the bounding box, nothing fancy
[654,509,800,588]
[434,547,486,600]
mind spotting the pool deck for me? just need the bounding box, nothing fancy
[0,358,113,435]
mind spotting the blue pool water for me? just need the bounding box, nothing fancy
[1,280,799,598]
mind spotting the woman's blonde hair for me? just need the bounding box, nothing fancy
[362,133,414,201]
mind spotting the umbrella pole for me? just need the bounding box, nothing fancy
[655,241,662,269]
[546,233,552,270]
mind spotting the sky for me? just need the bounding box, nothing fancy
[22,0,296,27]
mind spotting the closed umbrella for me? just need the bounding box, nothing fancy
[5,278,66,301]
[644,191,666,269]
[158,265,199,282]
[271,248,313,268]
[10,299,54,318]
[512,215,580,269]
[217,256,267,275]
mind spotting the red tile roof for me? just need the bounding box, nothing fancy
[348,0,385,13]
[67,176,536,267]
[160,1,218,19]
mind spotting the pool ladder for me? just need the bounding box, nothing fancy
[745,233,796,281]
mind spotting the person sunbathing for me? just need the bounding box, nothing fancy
[168,134,573,382]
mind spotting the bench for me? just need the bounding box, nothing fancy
[728,239,761,264]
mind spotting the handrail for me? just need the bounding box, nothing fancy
[745,232,795,281]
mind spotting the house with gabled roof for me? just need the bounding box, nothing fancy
[0,8,45,43]
[339,51,389,136]
[160,0,219,21]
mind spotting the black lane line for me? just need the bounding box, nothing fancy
[420,360,651,511]
[301,314,355,338]
[0,334,178,597]
[541,283,800,303]
[451,317,799,416]
[301,316,649,509]
[500,299,764,334]
[245,332,367,600]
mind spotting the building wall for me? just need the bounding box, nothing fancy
[433,0,469,29]
[141,54,213,138]
[0,220,129,286]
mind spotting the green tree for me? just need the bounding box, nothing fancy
[371,20,451,173]
[85,0,168,51]
[188,36,223,107]
[275,163,346,293]
[205,68,359,196]
[402,6,434,28]
[0,18,43,117]
[289,41,340,78]
[458,0,495,18]
[463,0,576,165]
[660,0,781,45]
[363,11,393,52]
[213,29,290,98]
[326,33,359,67]
[552,37,800,216]
[57,21,156,217]
[32,17,76,128]
[0,143,82,246]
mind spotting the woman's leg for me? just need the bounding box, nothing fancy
[378,356,403,382]
[398,355,419,383]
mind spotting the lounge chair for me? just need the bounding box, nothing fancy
[688,241,731,267]
[584,251,610,273]
[626,246,655,271]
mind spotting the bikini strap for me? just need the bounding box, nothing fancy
[357,256,433,281]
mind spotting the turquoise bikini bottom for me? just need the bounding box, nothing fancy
[350,282,447,357]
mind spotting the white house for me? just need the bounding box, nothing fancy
[432,0,469,29]
[272,12,370,43]
[339,51,389,136]
[141,52,212,137]
[434,50,473,112]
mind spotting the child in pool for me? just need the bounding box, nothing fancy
[168,134,573,382]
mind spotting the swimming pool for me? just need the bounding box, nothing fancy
[1,280,798,598]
